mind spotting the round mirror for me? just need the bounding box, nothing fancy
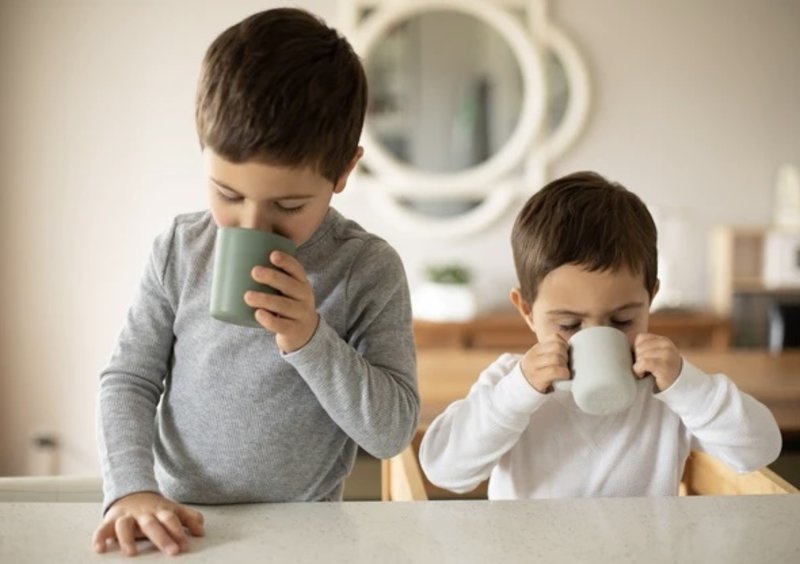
[346,0,590,238]
[352,0,545,197]
[365,10,524,174]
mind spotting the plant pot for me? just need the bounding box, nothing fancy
[412,282,478,322]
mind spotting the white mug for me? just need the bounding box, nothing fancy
[554,326,637,415]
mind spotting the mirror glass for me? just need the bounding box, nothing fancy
[543,49,569,136]
[365,10,524,173]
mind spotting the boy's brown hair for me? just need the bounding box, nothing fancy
[511,171,658,304]
[195,8,367,183]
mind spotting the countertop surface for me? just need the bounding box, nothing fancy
[2,496,799,563]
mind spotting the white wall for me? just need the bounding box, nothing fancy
[1,0,798,475]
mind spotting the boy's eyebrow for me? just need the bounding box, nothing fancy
[209,177,314,200]
[547,302,647,317]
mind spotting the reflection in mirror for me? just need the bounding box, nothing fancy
[365,10,523,174]
[389,46,570,219]
[544,49,568,136]
[397,197,483,217]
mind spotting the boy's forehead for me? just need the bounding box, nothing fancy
[536,264,648,310]
[203,149,329,195]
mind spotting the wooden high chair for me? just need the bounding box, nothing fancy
[680,451,798,495]
[381,445,428,501]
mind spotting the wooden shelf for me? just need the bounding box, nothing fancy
[708,225,800,346]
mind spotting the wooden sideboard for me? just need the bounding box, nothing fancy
[414,309,731,351]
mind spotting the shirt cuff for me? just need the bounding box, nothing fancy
[653,359,717,416]
[281,315,328,363]
[492,361,550,416]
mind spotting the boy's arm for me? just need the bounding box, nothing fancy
[419,355,549,494]
[96,225,176,514]
[281,240,419,459]
[655,359,783,473]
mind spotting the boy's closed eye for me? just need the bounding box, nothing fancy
[214,188,307,214]
[214,187,241,202]
[274,201,305,214]
[557,318,634,333]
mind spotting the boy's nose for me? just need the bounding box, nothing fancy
[239,208,272,232]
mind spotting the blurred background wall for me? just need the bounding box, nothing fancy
[0,0,798,475]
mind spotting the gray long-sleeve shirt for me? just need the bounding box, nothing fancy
[97,208,419,512]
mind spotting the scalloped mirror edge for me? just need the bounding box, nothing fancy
[339,0,591,238]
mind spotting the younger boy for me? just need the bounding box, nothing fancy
[419,171,781,499]
[93,9,418,556]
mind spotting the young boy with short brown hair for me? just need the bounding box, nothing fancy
[420,171,781,499]
[93,8,419,556]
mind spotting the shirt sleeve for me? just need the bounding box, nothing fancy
[418,354,549,494]
[96,223,177,513]
[655,359,782,473]
[283,239,419,460]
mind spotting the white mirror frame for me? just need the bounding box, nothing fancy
[524,0,591,189]
[351,0,546,198]
[340,0,591,238]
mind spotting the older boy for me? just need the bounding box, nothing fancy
[93,8,418,556]
[420,171,781,499]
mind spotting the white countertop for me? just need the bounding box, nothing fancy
[1,496,799,563]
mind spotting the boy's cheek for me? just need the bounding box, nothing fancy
[209,205,229,228]
[626,317,651,345]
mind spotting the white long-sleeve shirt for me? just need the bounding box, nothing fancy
[419,353,782,499]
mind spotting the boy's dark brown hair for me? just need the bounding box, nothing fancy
[195,8,367,183]
[511,171,658,304]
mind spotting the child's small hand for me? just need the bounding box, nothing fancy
[92,491,204,556]
[246,251,319,353]
[633,333,683,391]
[519,333,570,393]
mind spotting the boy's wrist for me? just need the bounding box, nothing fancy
[494,362,550,415]
[653,359,715,411]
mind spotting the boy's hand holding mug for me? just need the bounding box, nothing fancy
[632,333,683,392]
[521,327,683,415]
[209,227,319,353]
[246,250,320,353]
[521,328,685,413]
[519,333,571,394]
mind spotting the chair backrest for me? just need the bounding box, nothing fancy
[681,451,798,495]
[0,476,103,502]
[381,446,429,501]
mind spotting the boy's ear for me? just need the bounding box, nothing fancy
[509,287,535,331]
[333,146,364,194]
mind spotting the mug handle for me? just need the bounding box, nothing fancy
[552,379,572,392]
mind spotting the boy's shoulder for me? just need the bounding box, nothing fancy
[310,208,408,289]
[147,210,215,270]
[318,208,400,262]
[171,210,215,238]
[153,210,214,248]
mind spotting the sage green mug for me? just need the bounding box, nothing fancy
[210,227,297,327]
